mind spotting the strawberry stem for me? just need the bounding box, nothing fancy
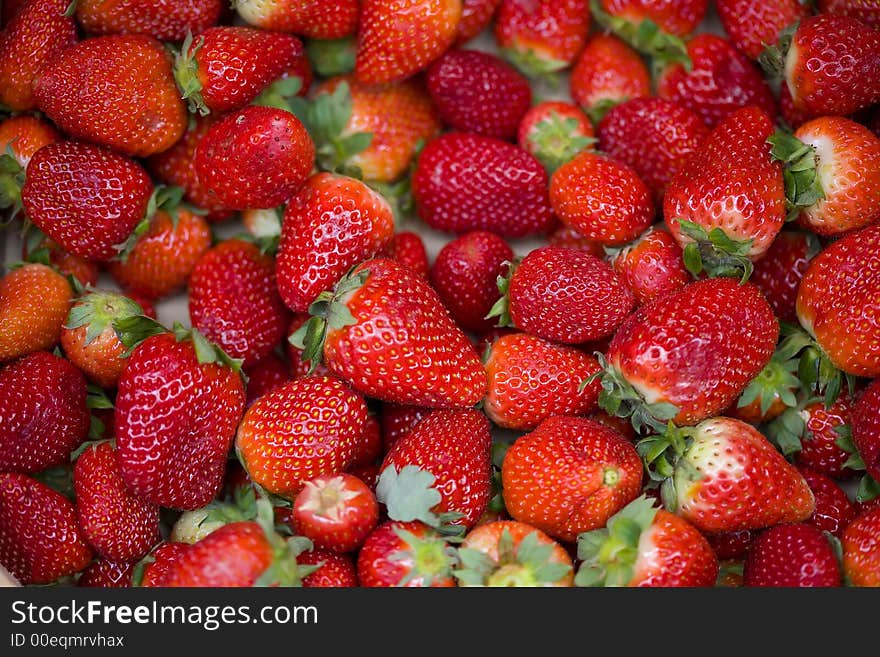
[677,219,754,282]
[767,129,825,221]
[173,31,209,116]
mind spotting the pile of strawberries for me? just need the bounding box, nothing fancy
[1,0,880,589]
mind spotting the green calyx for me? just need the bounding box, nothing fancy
[376,465,465,537]
[767,129,825,221]
[253,497,319,587]
[0,146,25,221]
[636,422,704,513]
[391,527,459,587]
[832,426,880,502]
[173,31,209,116]
[289,267,369,374]
[526,112,597,174]
[500,45,568,79]
[487,441,509,515]
[758,21,799,80]
[305,37,357,77]
[485,259,520,328]
[775,321,854,408]
[575,495,658,587]
[172,322,243,373]
[677,219,754,282]
[113,185,187,263]
[584,98,622,126]
[454,529,572,587]
[86,383,114,440]
[65,290,148,346]
[736,356,801,418]
[252,76,304,112]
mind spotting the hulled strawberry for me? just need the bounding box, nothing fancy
[743,523,841,587]
[517,101,596,174]
[852,378,880,484]
[292,473,379,552]
[750,230,818,323]
[799,467,857,538]
[235,0,359,38]
[0,264,72,363]
[716,0,810,60]
[299,549,358,587]
[358,520,457,587]
[75,0,223,40]
[607,227,691,306]
[842,507,880,586]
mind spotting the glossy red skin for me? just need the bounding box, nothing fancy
[357,520,456,587]
[189,240,288,367]
[74,442,159,563]
[382,409,492,529]
[664,106,785,258]
[286,315,332,380]
[631,510,718,587]
[116,333,246,510]
[293,474,379,552]
[819,0,880,29]
[413,132,553,238]
[852,378,880,481]
[750,230,815,323]
[494,0,591,68]
[484,333,602,430]
[236,0,358,38]
[457,0,501,43]
[243,353,290,407]
[77,559,134,588]
[502,416,643,542]
[570,34,650,112]
[587,410,637,442]
[598,0,707,36]
[276,173,394,313]
[546,225,604,256]
[300,549,358,587]
[76,0,223,40]
[430,231,513,334]
[716,0,809,59]
[0,115,60,168]
[323,259,488,408]
[609,227,690,305]
[0,352,88,474]
[785,14,880,116]
[380,404,431,453]
[795,395,856,479]
[608,279,778,426]
[744,523,841,587]
[351,415,383,468]
[657,35,776,129]
[703,529,753,560]
[386,232,430,278]
[855,496,880,517]
[140,542,191,587]
[21,141,153,262]
[598,97,709,203]
[842,507,880,586]
[194,105,315,210]
[0,473,94,585]
[797,224,880,377]
[798,467,857,538]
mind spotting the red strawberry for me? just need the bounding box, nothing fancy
[236,376,368,499]
[116,329,246,510]
[194,105,315,210]
[502,416,643,542]
[546,224,604,256]
[235,0,359,38]
[852,378,880,483]
[276,172,394,314]
[0,115,60,169]
[457,0,501,43]
[576,496,718,587]
[743,523,841,587]
[292,473,379,552]
[77,559,134,588]
[429,230,513,334]
[351,415,383,470]
[0,472,94,584]
[595,0,706,37]
[386,231,430,278]
[243,353,290,407]
[716,0,810,60]
[75,0,223,40]
[483,333,602,430]
[607,227,691,305]
[137,541,191,587]
[22,239,100,290]
[299,549,358,587]
[380,404,431,453]
[0,264,72,363]
[704,529,753,560]
[818,0,880,29]
[355,0,461,85]
[357,520,457,587]
[798,467,857,538]
[413,132,553,237]
[842,507,880,586]
[34,35,187,157]
[517,101,596,174]
[750,230,818,323]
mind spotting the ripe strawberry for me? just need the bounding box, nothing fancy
[517,101,596,174]
[597,278,778,431]
[380,404,431,453]
[355,0,461,85]
[243,353,289,407]
[357,520,457,587]
[502,416,643,542]
[716,0,810,60]
[34,35,186,157]
[299,549,358,587]
[351,415,383,470]
[546,224,604,256]
[743,523,841,587]
[116,329,246,510]
[0,472,94,585]
[77,559,134,588]
[0,115,60,169]
[413,132,553,237]
[21,141,153,262]
[194,105,315,210]
[235,0,359,38]
[607,227,690,306]
[595,0,706,37]
[457,0,501,43]
[292,258,487,408]
[236,376,368,499]
[483,333,602,430]
[22,238,100,290]
[576,496,718,587]
[819,0,880,29]
[429,231,513,334]
[750,230,818,323]
[0,264,72,363]
[276,173,394,314]
[598,97,709,203]
[490,246,636,344]
[386,231,430,278]
[641,417,815,532]
[798,467,857,538]
[137,541,191,587]
[75,0,223,40]
[704,529,753,561]
[292,474,379,552]
[657,35,776,129]
[494,0,591,77]
[842,507,880,586]
[731,356,800,425]
[456,520,574,587]
[852,378,880,483]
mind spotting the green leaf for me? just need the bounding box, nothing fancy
[375,465,442,527]
[112,315,168,356]
[252,76,304,111]
[856,474,880,503]
[305,37,357,77]
[173,32,209,116]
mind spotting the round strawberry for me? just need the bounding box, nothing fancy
[385,231,430,278]
[607,227,691,305]
[0,264,72,363]
[743,523,841,587]
[292,473,379,552]
[357,520,457,587]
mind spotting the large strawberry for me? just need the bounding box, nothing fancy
[607,227,691,306]
[743,522,841,587]
[75,0,223,40]
[716,0,810,60]
[357,520,457,587]
[0,264,72,363]
[235,0,359,38]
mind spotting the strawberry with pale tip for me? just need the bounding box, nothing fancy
[292,473,379,553]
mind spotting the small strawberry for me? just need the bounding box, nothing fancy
[0,264,72,363]
[852,378,880,484]
[292,473,379,552]
[798,467,857,538]
[743,523,841,587]
[77,559,134,588]
[517,101,596,174]
[357,520,457,587]
[704,529,753,561]
[299,549,358,587]
[606,227,691,306]
[235,0,359,38]
[386,231,430,278]
[22,238,100,290]
[380,404,431,453]
[841,507,880,586]
[457,0,501,43]
[546,224,604,256]
[749,230,818,323]
[75,0,224,40]
[243,353,290,407]
[716,0,810,60]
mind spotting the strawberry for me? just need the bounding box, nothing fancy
[841,507,880,586]
[657,35,776,129]
[426,49,531,140]
[292,473,379,552]
[546,224,604,256]
[0,351,88,474]
[75,0,224,40]
[743,523,841,587]
[576,496,718,587]
[34,35,187,158]
[380,404,431,453]
[194,105,315,210]
[357,520,457,587]
[351,415,383,470]
[355,0,461,85]
[798,467,857,538]
[243,353,289,407]
[493,0,591,77]
[0,0,27,25]
[0,472,94,585]
[458,0,501,43]
[569,34,651,123]
[378,409,491,530]
[517,101,596,174]
[0,0,77,111]
[0,264,72,363]
[77,559,134,588]
[607,227,691,306]
[704,529,753,561]
[137,541,191,587]
[483,333,602,430]
[173,27,306,115]
[429,230,513,334]
[299,549,358,587]
[716,0,810,60]
[595,0,706,37]
[489,246,636,344]
[74,441,159,563]
[598,97,709,203]
[115,328,246,510]
[502,416,643,542]
[291,258,487,408]
[749,230,818,323]
[779,81,819,132]
[819,0,880,29]
[852,378,880,484]
[640,417,815,533]
[455,520,574,587]
[235,0,359,38]
[276,172,394,314]
[21,141,154,262]
[236,376,368,499]
[0,115,60,169]
[596,278,778,431]
[23,238,100,290]
[386,231,430,278]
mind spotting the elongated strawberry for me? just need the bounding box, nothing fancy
[852,378,880,484]
[750,230,818,323]
[75,0,223,40]
[78,559,134,588]
[235,0,359,38]
[743,523,841,587]
[517,101,596,174]
[357,520,457,587]
[799,467,857,538]
[293,474,379,552]
[716,0,810,60]
[842,507,880,586]
[299,549,358,587]
[0,264,72,363]
[607,227,691,305]
[458,0,502,42]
